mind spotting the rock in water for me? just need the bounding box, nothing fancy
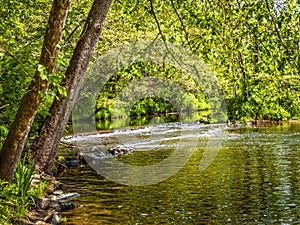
[51,212,63,225]
[50,192,80,201]
[108,146,133,156]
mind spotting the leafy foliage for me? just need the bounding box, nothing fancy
[0,0,299,221]
[0,161,44,224]
[0,0,50,135]
[1,0,300,146]
[90,0,300,123]
[93,62,208,121]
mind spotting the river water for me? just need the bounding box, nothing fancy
[59,121,300,224]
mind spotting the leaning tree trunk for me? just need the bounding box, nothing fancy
[0,0,71,181]
[33,0,112,174]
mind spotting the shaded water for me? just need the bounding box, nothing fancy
[59,122,300,224]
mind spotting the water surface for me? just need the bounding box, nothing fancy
[59,122,300,224]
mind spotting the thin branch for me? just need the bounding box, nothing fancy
[149,0,166,42]
[243,20,273,58]
[148,0,182,66]
[266,0,289,49]
[265,0,299,71]
[63,21,86,46]
[265,0,289,52]
[153,32,160,41]
[170,0,192,50]
[0,45,32,76]
[0,104,9,110]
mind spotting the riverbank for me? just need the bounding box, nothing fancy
[228,119,300,127]
[17,173,81,225]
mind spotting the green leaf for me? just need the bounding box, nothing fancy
[37,64,47,80]
[57,85,67,97]
[57,56,68,67]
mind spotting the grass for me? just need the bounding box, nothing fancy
[0,159,45,224]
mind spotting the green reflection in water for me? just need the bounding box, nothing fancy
[95,111,209,130]
[59,122,300,224]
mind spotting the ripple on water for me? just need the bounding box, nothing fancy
[59,122,300,224]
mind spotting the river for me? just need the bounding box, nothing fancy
[58,121,300,224]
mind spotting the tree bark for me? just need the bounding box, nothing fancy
[0,0,71,181]
[33,0,112,174]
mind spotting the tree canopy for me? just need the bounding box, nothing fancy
[0,0,300,172]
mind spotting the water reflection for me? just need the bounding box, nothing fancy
[95,114,182,130]
[59,122,300,224]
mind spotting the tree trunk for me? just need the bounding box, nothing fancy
[0,0,71,181]
[33,0,112,174]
